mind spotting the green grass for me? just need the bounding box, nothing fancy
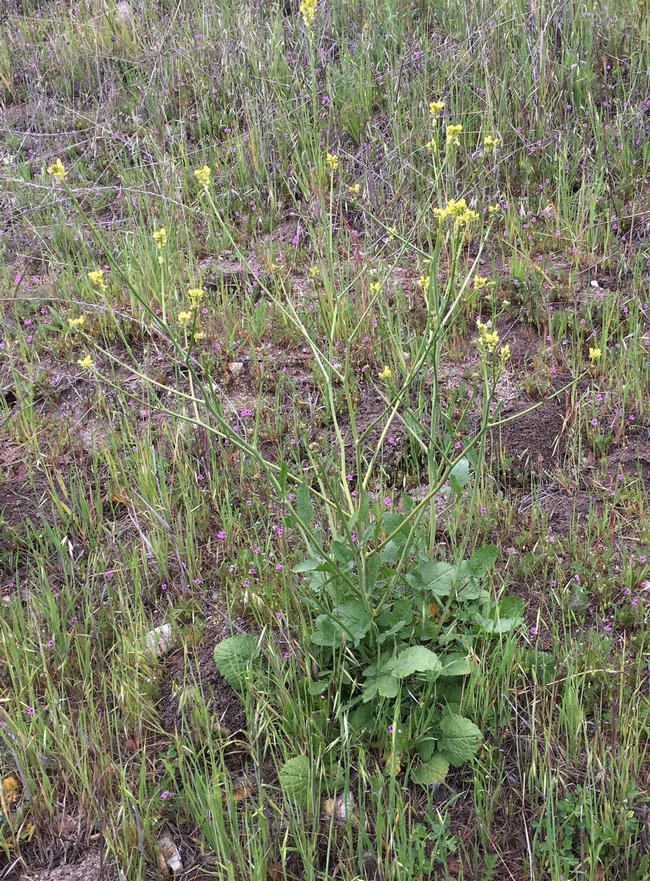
[1,0,650,878]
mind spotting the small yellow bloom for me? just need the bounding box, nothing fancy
[326,152,338,171]
[3,777,19,804]
[87,269,107,290]
[369,281,381,293]
[500,344,511,363]
[77,354,93,369]
[178,311,193,324]
[348,183,360,194]
[446,124,463,146]
[473,276,488,291]
[488,204,501,214]
[378,365,392,380]
[193,331,205,342]
[47,158,67,181]
[309,266,319,277]
[386,225,397,241]
[299,0,316,27]
[483,135,500,149]
[194,165,211,186]
[425,138,437,153]
[476,319,499,353]
[589,347,602,361]
[68,315,85,328]
[188,287,204,307]
[418,275,430,288]
[152,227,167,249]
[429,100,445,116]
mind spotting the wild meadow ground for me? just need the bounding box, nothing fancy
[0,0,650,878]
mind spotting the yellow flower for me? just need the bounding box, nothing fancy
[378,365,392,380]
[299,0,316,27]
[589,347,602,361]
[386,225,397,241]
[68,315,85,328]
[425,138,437,153]
[309,265,319,277]
[194,165,211,186]
[326,152,338,171]
[434,198,479,226]
[152,227,167,249]
[429,100,445,116]
[87,269,107,290]
[77,354,93,369]
[188,287,204,307]
[47,158,67,181]
[178,311,193,324]
[369,281,381,293]
[488,204,501,214]
[483,135,500,149]
[418,275,430,288]
[348,183,360,194]
[473,276,488,291]
[446,124,463,146]
[500,344,511,363]
[193,331,205,342]
[476,319,499,353]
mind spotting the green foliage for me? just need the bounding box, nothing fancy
[278,755,311,803]
[213,635,259,690]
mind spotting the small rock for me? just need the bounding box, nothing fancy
[590,280,599,288]
[157,832,183,875]
[323,791,354,824]
[228,361,244,374]
[144,623,173,658]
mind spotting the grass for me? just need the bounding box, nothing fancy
[0,0,650,878]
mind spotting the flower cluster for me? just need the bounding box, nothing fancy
[68,315,85,328]
[77,354,93,369]
[476,319,499,353]
[178,311,192,324]
[326,152,338,171]
[589,347,602,361]
[88,269,107,290]
[446,124,463,146]
[378,365,392,380]
[47,158,67,181]
[152,227,167,249]
[194,165,211,186]
[188,287,204,308]
[483,135,500,149]
[300,0,316,27]
[433,198,479,226]
[429,99,445,118]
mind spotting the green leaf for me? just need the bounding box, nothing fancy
[279,756,310,802]
[466,545,498,579]
[419,561,454,597]
[296,481,314,526]
[213,635,259,690]
[416,736,437,763]
[438,653,474,677]
[457,582,485,601]
[311,615,343,647]
[480,596,525,634]
[445,458,471,495]
[411,752,450,787]
[293,556,324,573]
[334,601,373,645]
[438,714,482,767]
[394,645,441,677]
[380,540,401,564]
[376,672,400,698]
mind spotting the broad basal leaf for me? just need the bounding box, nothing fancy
[438,714,483,766]
[279,756,310,802]
[411,752,450,787]
[393,645,441,678]
[419,561,454,597]
[213,635,259,689]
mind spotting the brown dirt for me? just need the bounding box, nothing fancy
[19,849,117,881]
[158,619,247,743]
